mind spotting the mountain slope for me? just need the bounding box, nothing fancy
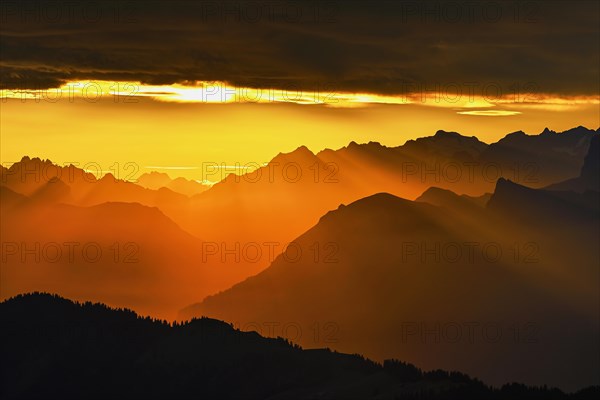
[0,195,225,319]
[416,186,491,211]
[2,127,597,318]
[136,171,211,196]
[0,157,189,212]
[2,293,598,400]
[3,126,595,247]
[545,135,600,192]
[185,187,599,391]
[480,126,597,187]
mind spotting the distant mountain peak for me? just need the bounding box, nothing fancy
[142,171,171,178]
[494,177,516,191]
[417,186,491,209]
[503,130,527,140]
[541,127,554,135]
[98,173,116,182]
[17,155,54,166]
[561,126,597,135]
[30,177,71,202]
[418,186,455,197]
[277,145,315,157]
[434,129,463,138]
[268,145,317,166]
[294,145,312,154]
[342,140,388,151]
[320,192,410,221]
[358,191,403,203]
[488,177,525,205]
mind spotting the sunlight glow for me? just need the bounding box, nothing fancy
[456,110,522,116]
[3,80,597,110]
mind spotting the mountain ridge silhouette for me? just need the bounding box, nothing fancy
[2,293,599,400]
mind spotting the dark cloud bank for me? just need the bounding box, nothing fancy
[1,0,598,97]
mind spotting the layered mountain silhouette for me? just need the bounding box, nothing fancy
[417,187,491,207]
[2,293,598,400]
[0,186,227,319]
[416,186,491,216]
[1,126,598,325]
[488,178,599,224]
[136,171,210,197]
[2,127,595,243]
[2,126,599,394]
[545,135,600,192]
[478,126,595,187]
[185,181,599,391]
[0,158,188,219]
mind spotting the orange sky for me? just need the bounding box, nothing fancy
[1,81,598,181]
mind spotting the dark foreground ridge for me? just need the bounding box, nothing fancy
[1,293,598,400]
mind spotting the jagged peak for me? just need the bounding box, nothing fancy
[403,130,483,146]
[16,156,55,165]
[98,172,117,182]
[344,140,388,150]
[294,145,312,154]
[496,126,597,145]
[494,177,516,190]
[271,145,316,161]
[140,171,171,178]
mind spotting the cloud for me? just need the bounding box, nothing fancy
[456,110,522,116]
[1,0,598,97]
[144,166,200,170]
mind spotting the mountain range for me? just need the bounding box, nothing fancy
[2,127,597,303]
[1,126,598,390]
[182,135,600,390]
